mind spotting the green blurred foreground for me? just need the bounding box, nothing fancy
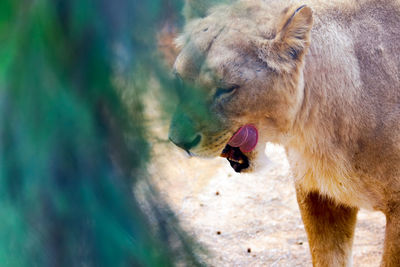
[0,0,200,266]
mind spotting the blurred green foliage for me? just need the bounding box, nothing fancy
[0,0,201,266]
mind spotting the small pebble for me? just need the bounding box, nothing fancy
[215,191,220,196]
[217,231,221,235]
[247,248,251,253]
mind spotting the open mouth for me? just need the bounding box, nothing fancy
[220,124,258,173]
[220,144,249,172]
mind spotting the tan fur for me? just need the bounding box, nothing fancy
[157,23,180,68]
[168,0,400,266]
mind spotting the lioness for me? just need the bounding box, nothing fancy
[168,0,400,266]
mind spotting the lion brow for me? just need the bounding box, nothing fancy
[188,25,226,78]
[205,26,226,54]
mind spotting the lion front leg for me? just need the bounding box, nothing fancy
[381,207,400,267]
[296,187,358,267]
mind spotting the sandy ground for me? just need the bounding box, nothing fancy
[141,84,386,266]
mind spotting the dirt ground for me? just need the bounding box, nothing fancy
[142,84,386,266]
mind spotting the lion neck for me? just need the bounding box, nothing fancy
[286,16,363,175]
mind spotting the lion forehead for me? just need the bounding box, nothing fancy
[175,27,261,84]
[174,22,227,79]
[174,1,281,80]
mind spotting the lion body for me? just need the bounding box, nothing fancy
[169,0,400,265]
[289,0,400,211]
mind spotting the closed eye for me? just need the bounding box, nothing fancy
[214,85,239,99]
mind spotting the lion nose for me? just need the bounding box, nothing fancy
[169,111,202,152]
[169,134,202,152]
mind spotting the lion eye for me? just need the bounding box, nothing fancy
[214,85,239,99]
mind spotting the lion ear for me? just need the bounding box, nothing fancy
[256,5,313,72]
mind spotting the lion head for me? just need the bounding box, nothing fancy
[169,1,313,172]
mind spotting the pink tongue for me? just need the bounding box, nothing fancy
[227,124,258,153]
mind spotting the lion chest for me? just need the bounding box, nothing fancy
[287,151,374,210]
